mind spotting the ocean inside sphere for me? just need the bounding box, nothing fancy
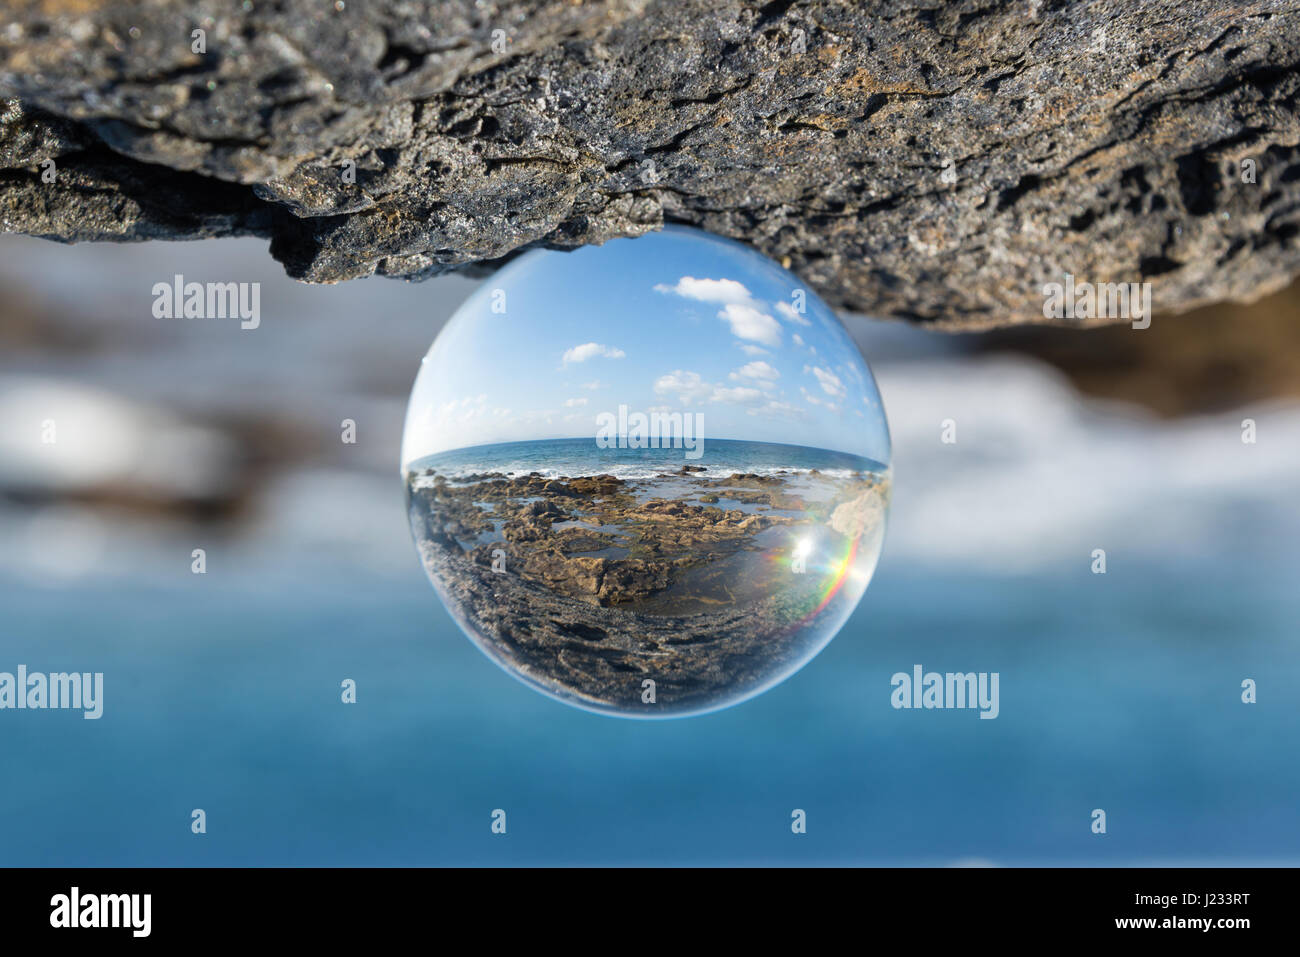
[401,226,891,717]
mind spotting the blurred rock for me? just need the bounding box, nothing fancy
[979,281,1300,416]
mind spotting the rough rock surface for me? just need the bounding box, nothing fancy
[1,0,1298,328]
[406,463,889,713]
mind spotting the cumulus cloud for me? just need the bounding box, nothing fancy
[738,344,770,357]
[710,385,764,405]
[654,370,711,405]
[775,300,812,326]
[806,364,846,398]
[747,399,805,418]
[729,361,780,387]
[654,370,766,407]
[562,342,626,365]
[656,275,784,348]
[719,302,782,347]
[654,276,753,305]
[564,397,589,408]
[800,386,839,412]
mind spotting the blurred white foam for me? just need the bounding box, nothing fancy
[0,376,239,498]
[876,354,1300,571]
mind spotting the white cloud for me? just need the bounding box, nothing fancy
[795,384,837,410]
[719,302,782,347]
[806,364,846,398]
[729,361,779,391]
[747,399,805,418]
[656,275,785,348]
[792,333,805,348]
[654,370,711,405]
[730,360,780,382]
[562,342,626,365]
[776,300,812,326]
[580,380,605,390]
[431,394,519,428]
[655,371,766,407]
[738,344,770,357]
[438,394,488,420]
[710,385,764,405]
[654,276,753,305]
[564,397,589,408]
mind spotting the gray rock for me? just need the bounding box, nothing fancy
[1,1,1298,328]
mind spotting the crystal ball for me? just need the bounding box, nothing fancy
[402,226,890,717]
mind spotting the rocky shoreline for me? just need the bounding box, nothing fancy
[407,465,888,714]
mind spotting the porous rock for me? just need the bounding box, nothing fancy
[1,0,1298,328]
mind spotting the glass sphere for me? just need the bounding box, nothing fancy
[402,226,890,717]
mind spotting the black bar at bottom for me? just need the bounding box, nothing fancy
[0,867,1281,942]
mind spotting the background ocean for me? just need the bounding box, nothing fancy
[2,235,1298,865]
[3,557,1296,866]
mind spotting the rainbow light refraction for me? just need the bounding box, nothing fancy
[768,532,863,622]
[810,534,861,616]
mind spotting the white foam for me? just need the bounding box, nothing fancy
[409,461,871,484]
[874,354,1300,571]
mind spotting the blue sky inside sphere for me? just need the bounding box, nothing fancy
[401,227,890,465]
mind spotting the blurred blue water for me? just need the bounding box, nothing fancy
[2,551,1296,866]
